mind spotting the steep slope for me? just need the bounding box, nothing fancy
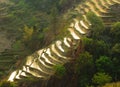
[7,0,120,82]
[0,0,82,81]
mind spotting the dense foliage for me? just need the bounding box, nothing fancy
[71,13,120,87]
[54,64,66,78]
[0,0,120,87]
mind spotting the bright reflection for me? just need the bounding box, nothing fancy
[26,56,34,66]
[83,15,91,25]
[68,28,80,40]
[56,40,65,52]
[86,2,100,16]
[74,19,86,34]
[37,49,44,56]
[51,44,67,59]
[21,72,27,77]
[30,61,50,75]
[67,37,76,46]
[31,62,42,71]
[26,67,30,73]
[26,65,43,78]
[67,37,72,42]
[46,48,51,55]
[91,0,107,13]
[39,59,51,69]
[7,0,119,82]
[29,71,42,78]
[63,37,71,47]
[80,20,89,29]
[70,23,74,27]
[8,71,17,82]
[99,0,109,8]
[15,70,22,79]
[23,66,27,71]
[46,48,62,64]
[41,53,54,66]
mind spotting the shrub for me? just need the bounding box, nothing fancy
[54,64,66,78]
[86,12,105,39]
[110,22,120,43]
[92,72,112,86]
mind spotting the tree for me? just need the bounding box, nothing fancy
[83,38,109,58]
[86,12,105,39]
[112,43,120,54]
[92,72,112,86]
[54,64,66,78]
[75,52,94,87]
[96,56,113,73]
[112,57,120,81]
[110,22,120,43]
[111,43,120,80]
[82,37,93,51]
[22,25,33,41]
[75,51,94,74]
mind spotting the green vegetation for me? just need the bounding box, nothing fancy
[0,81,17,87]
[72,13,120,87]
[54,64,66,78]
[1,0,83,52]
[75,52,94,87]
[0,0,120,87]
[86,12,105,39]
[0,0,81,80]
[92,72,112,86]
[110,22,120,43]
[52,12,120,87]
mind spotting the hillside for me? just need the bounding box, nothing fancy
[0,0,120,87]
[0,0,82,80]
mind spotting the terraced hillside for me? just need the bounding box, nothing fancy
[6,0,120,82]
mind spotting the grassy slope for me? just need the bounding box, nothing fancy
[0,0,81,81]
